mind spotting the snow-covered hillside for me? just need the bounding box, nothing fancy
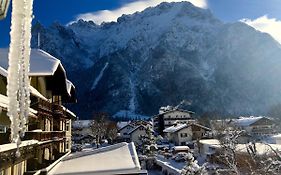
[31,2,281,119]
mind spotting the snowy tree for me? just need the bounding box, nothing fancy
[244,142,281,175]
[105,121,118,144]
[90,112,109,147]
[90,112,118,146]
[181,152,207,175]
[139,127,157,156]
[217,130,242,174]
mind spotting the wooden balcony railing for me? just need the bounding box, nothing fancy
[52,103,65,116]
[23,131,66,141]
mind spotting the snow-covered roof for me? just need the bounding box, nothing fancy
[0,48,65,76]
[127,125,146,135]
[0,140,38,153]
[117,121,131,130]
[72,120,92,128]
[172,146,190,151]
[199,139,281,155]
[272,134,281,138]
[49,142,146,175]
[154,108,195,118]
[66,79,75,96]
[199,139,220,146]
[163,124,187,133]
[230,116,267,127]
[29,86,48,101]
[65,108,76,118]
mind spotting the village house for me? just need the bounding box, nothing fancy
[0,49,77,175]
[229,116,275,136]
[118,124,135,141]
[153,107,196,135]
[128,125,148,145]
[117,121,152,142]
[72,120,94,144]
[163,123,211,146]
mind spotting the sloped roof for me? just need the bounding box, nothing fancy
[0,48,64,76]
[118,123,134,132]
[163,123,211,133]
[49,142,146,175]
[0,63,47,101]
[153,108,195,118]
[0,48,76,102]
[163,124,187,133]
[230,116,269,127]
[127,125,146,135]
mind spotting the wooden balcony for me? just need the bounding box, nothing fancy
[24,131,66,141]
[52,103,65,117]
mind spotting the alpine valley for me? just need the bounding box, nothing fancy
[31,2,281,119]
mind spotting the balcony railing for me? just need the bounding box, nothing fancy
[24,131,66,141]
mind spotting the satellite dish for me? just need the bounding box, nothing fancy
[0,0,10,20]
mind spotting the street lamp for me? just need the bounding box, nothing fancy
[0,0,10,19]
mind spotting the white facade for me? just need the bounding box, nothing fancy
[129,126,147,145]
[119,124,135,139]
[163,110,192,128]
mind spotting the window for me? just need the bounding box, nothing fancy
[180,133,188,138]
[0,125,6,133]
[66,121,70,131]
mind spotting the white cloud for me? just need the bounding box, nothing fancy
[241,15,281,44]
[73,0,207,24]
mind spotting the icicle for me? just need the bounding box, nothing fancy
[7,0,34,157]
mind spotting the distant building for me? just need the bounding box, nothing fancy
[118,124,135,141]
[229,116,275,136]
[152,107,195,135]
[128,125,147,145]
[72,120,93,144]
[117,120,153,146]
[163,123,211,146]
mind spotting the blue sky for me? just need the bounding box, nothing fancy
[1,0,281,47]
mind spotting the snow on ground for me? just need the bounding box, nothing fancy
[72,120,92,128]
[156,155,185,171]
[91,62,109,90]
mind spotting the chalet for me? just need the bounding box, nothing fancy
[72,120,93,144]
[0,49,77,175]
[118,124,135,140]
[163,123,211,146]
[128,125,148,145]
[229,116,275,136]
[153,107,195,135]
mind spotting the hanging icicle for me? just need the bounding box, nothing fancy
[7,0,34,157]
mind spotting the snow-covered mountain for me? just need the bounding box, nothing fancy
[31,2,281,119]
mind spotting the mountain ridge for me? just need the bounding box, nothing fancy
[31,2,281,119]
